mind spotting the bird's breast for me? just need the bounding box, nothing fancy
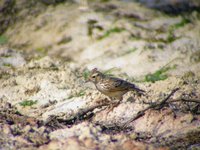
[96,82,109,93]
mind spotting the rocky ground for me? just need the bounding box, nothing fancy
[0,0,200,149]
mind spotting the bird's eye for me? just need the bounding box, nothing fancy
[91,73,99,78]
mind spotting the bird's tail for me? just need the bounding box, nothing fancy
[129,83,146,96]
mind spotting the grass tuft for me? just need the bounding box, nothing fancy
[83,69,90,80]
[145,67,170,83]
[19,100,38,107]
[144,64,176,83]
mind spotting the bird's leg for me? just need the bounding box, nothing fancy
[107,97,123,113]
[107,97,114,109]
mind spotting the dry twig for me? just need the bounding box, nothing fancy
[123,88,180,128]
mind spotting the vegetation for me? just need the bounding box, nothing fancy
[171,16,191,29]
[144,63,176,83]
[19,100,38,107]
[83,69,90,80]
[166,16,191,43]
[99,27,125,39]
[145,67,170,83]
[3,63,13,67]
[0,35,8,45]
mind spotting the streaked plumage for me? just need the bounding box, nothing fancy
[88,68,145,100]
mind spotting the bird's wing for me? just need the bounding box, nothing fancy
[102,77,129,92]
[103,77,145,94]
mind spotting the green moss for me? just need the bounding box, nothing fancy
[0,35,8,45]
[144,17,190,44]
[99,27,125,39]
[173,17,191,29]
[3,63,12,67]
[144,65,176,83]
[83,69,90,80]
[19,100,37,107]
[145,67,169,83]
[165,17,190,43]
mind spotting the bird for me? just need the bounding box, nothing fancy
[87,68,145,111]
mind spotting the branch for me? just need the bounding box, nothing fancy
[154,88,180,109]
[123,88,180,128]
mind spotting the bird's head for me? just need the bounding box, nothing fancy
[87,68,103,83]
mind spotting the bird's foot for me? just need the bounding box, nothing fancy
[106,101,121,113]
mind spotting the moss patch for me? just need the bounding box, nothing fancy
[144,64,176,83]
[19,100,38,107]
[99,27,125,39]
[0,35,8,45]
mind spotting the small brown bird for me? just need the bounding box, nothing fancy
[87,68,145,109]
